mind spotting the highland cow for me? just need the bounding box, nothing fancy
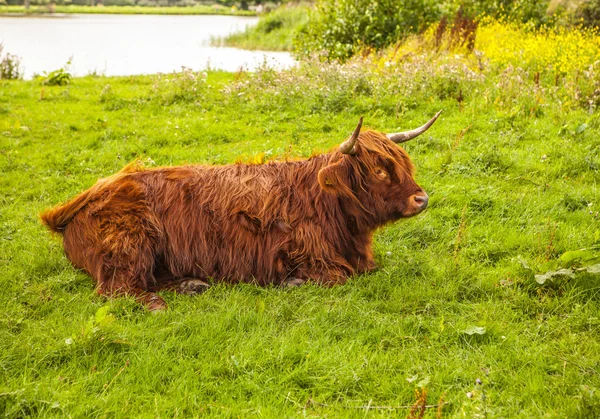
[41,113,441,310]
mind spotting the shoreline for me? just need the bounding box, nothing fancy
[0,5,256,16]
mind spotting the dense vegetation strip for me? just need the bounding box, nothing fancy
[0,4,255,15]
[221,0,600,58]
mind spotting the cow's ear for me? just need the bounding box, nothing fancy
[318,159,354,197]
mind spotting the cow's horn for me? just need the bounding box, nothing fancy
[387,110,443,144]
[340,117,363,155]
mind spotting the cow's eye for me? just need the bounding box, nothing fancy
[375,167,388,179]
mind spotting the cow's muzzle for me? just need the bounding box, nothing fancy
[413,192,429,211]
[403,191,429,217]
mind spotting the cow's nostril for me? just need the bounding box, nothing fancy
[414,193,429,209]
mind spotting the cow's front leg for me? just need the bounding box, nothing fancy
[138,292,168,311]
[98,284,167,311]
[283,266,349,288]
[175,278,211,295]
[282,277,306,287]
[356,259,377,274]
[94,251,167,311]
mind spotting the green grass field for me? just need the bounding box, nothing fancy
[1,58,599,417]
[0,4,255,16]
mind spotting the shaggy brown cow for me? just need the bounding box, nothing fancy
[41,113,441,310]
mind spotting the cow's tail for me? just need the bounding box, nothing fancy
[40,160,145,234]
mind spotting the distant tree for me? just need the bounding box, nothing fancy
[25,0,72,10]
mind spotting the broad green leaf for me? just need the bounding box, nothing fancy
[463,326,486,335]
[516,256,531,271]
[98,314,116,328]
[580,264,600,274]
[82,319,95,338]
[90,305,116,329]
[95,305,111,323]
[539,259,560,272]
[416,376,430,388]
[559,249,596,267]
[535,268,575,284]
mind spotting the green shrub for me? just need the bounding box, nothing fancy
[42,62,73,86]
[0,44,22,80]
[294,0,552,61]
[575,0,600,28]
[453,0,550,25]
[295,0,442,60]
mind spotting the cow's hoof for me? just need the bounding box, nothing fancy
[177,279,210,295]
[146,294,167,311]
[283,277,306,287]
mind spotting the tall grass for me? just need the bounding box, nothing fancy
[216,6,309,51]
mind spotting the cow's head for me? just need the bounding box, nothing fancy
[318,111,441,227]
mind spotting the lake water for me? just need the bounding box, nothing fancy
[0,14,295,78]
